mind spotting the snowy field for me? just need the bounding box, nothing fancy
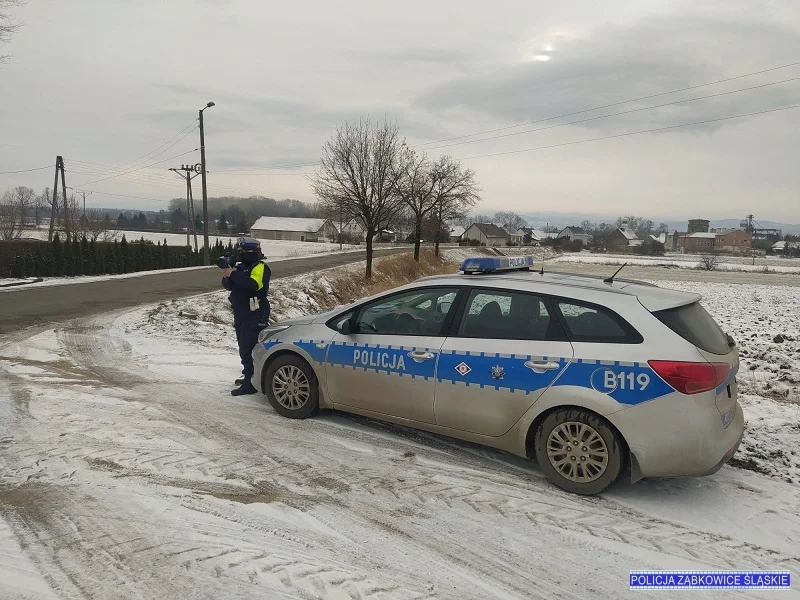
[19,228,361,258]
[551,251,800,273]
[1,262,799,598]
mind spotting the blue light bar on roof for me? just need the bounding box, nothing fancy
[459,255,535,274]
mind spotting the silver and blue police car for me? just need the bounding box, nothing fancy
[251,255,743,495]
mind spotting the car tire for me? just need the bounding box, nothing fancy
[264,354,320,419]
[534,408,624,495]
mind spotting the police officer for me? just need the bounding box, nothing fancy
[221,237,271,396]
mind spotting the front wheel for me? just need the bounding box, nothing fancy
[534,409,624,495]
[264,355,319,419]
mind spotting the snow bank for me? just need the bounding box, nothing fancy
[0,277,41,288]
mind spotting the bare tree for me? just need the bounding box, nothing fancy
[494,211,527,232]
[75,209,116,242]
[63,193,80,237]
[655,222,670,235]
[9,185,34,227]
[700,253,719,271]
[0,188,23,240]
[34,187,49,227]
[0,0,22,66]
[429,156,481,257]
[394,148,437,261]
[312,118,405,278]
[617,215,654,239]
[590,222,615,252]
[450,213,473,228]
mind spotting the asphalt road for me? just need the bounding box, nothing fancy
[0,248,407,334]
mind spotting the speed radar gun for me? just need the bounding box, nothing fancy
[220,237,272,396]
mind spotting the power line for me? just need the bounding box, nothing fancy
[211,170,314,176]
[66,165,180,188]
[0,164,52,174]
[211,160,319,173]
[66,162,283,200]
[423,76,800,151]
[72,149,199,187]
[415,60,800,148]
[107,120,198,171]
[73,189,171,203]
[455,103,800,161]
[65,129,198,177]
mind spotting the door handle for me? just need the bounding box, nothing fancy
[524,360,561,373]
[407,350,435,362]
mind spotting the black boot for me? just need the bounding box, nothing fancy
[231,381,258,396]
[234,376,245,386]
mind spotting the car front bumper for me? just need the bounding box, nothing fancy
[252,343,269,394]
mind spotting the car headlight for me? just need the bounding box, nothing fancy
[258,325,291,343]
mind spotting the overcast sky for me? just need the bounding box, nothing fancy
[2,0,800,222]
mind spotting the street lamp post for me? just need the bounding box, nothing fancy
[199,101,215,266]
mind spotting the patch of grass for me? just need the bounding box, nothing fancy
[327,250,457,305]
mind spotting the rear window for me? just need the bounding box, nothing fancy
[555,300,643,344]
[653,302,730,355]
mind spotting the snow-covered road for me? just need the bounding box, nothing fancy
[1,292,799,598]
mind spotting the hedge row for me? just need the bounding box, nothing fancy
[0,234,235,279]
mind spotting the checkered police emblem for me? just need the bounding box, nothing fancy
[491,365,505,379]
[455,362,472,376]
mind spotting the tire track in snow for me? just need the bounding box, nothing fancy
[7,429,797,582]
[4,315,799,599]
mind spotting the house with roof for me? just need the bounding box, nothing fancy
[250,216,338,242]
[608,226,641,252]
[716,230,751,252]
[772,240,800,252]
[462,222,510,246]
[340,219,366,240]
[447,225,466,243]
[677,232,718,253]
[504,226,523,245]
[558,226,591,246]
[663,230,679,252]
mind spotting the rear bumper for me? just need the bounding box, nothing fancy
[612,398,745,479]
[700,424,743,476]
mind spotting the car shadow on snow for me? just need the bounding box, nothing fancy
[308,409,548,480]
[257,403,758,505]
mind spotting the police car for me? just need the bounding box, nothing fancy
[251,255,744,495]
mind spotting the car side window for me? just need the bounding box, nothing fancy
[555,300,643,344]
[353,288,459,336]
[457,289,565,341]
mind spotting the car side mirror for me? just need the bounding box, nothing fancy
[337,319,352,335]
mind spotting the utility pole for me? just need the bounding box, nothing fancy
[66,187,93,225]
[169,164,201,252]
[48,156,68,242]
[199,102,215,265]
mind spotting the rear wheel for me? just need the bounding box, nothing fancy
[534,408,624,495]
[264,355,319,419]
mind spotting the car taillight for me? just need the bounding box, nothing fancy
[648,361,730,395]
